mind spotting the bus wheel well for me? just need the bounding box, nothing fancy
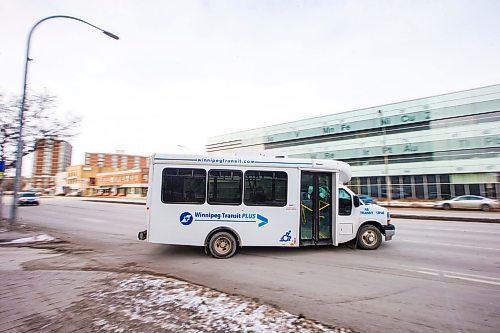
[358,221,385,235]
[204,227,241,252]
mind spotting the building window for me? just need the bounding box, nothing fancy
[208,170,242,205]
[244,171,287,206]
[112,155,118,168]
[161,168,206,204]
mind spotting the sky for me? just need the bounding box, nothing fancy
[1,0,500,176]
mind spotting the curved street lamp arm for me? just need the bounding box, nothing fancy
[26,15,119,59]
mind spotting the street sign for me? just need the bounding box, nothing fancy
[0,161,4,177]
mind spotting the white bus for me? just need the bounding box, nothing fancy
[138,153,395,258]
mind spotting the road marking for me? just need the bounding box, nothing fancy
[443,275,500,286]
[416,270,439,276]
[79,217,105,223]
[414,267,500,282]
[402,266,500,286]
[400,239,500,251]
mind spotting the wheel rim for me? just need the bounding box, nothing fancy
[214,236,232,256]
[362,230,378,246]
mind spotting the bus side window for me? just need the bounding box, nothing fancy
[338,188,352,215]
[208,169,242,205]
[162,168,206,204]
[244,171,287,207]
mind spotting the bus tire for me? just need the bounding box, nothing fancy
[357,225,382,250]
[208,231,237,259]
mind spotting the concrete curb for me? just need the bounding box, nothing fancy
[391,214,500,223]
[83,199,500,224]
[83,199,146,205]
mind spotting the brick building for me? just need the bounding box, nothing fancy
[94,168,149,197]
[84,152,149,170]
[32,139,72,192]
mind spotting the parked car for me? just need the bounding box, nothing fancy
[358,194,378,204]
[17,192,40,206]
[434,195,500,212]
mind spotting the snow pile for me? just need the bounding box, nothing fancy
[2,234,55,244]
[91,274,350,333]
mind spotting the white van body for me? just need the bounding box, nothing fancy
[140,153,394,258]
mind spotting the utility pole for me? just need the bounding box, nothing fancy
[9,15,119,225]
[0,161,4,221]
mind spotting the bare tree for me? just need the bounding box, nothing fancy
[0,90,81,170]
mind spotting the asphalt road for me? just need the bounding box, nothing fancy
[13,197,500,333]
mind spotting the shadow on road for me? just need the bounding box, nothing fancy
[151,243,357,260]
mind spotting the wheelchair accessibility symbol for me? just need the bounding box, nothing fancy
[279,230,292,242]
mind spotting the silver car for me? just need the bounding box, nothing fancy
[17,192,40,206]
[434,195,500,212]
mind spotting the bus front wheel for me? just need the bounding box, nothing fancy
[357,225,382,250]
[208,231,237,259]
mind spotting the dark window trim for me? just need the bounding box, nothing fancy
[338,188,353,216]
[161,167,207,205]
[207,169,243,206]
[243,170,288,207]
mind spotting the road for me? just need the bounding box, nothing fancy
[13,197,500,333]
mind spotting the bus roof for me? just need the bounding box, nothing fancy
[152,153,352,183]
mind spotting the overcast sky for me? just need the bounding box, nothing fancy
[1,0,500,175]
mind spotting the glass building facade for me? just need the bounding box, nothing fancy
[207,84,500,200]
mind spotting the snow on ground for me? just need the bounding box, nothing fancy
[90,274,352,333]
[1,234,55,244]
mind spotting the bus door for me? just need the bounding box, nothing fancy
[300,172,333,245]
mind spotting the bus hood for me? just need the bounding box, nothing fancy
[359,204,390,224]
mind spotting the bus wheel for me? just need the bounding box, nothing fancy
[209,231,237,259]
[357,225,382,250]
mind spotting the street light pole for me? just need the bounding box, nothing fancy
[378,110,391,206]
[9,15,119,225]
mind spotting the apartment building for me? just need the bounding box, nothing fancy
[31,138,72,192]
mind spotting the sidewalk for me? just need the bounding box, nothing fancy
[0,221,351,333]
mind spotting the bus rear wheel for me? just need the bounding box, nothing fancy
[357,225,382,250]
[208,231,237,259]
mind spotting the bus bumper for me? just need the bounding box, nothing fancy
[384,224,395,241]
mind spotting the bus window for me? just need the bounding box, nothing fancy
[208,170,242,205]
[244,171,287,206]
[162,168,206,204]
[339,188,352,215]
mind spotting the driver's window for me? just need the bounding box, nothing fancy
[339,189,352,216]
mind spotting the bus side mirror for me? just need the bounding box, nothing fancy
[353,196,361,207]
